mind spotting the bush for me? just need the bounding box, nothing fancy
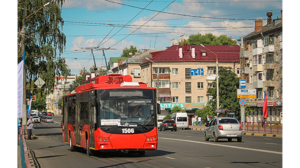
[163,113,172,120]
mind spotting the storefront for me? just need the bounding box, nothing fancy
[159,103,207,124]
[247,100,282,123]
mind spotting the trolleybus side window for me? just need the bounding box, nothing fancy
[68,96,76,125]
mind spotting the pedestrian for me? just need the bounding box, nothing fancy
[262,117,265,128]
[27,116,34,140]
[198,116,201,126]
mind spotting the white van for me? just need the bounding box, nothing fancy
[171,112,189,130]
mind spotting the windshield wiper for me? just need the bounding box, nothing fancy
[127,122,150,131]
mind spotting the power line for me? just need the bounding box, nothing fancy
[104,0,273,20]
[100,0,154,47]
[108,0,175,48]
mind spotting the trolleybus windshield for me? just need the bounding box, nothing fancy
[97,89,156,129]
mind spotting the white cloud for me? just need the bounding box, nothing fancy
[63,0,121,11]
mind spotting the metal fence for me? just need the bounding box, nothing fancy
[241,122,282,134]
[19,127,31,168]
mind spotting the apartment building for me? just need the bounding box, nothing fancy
[140,44,240,121]
[242,11,282,123]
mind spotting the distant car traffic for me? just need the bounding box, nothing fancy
[158,120,177,131]
[47,112,54,116]
[204,117,243,142]
[44,116,53,123]
[32,116,40,123]
[42,112,47,116]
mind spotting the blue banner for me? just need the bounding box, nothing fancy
[17,60,24,118]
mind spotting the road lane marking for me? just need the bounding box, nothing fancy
[166,157,175,160]
[160,137,282,155]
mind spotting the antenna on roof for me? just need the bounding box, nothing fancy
[154,36,157,49]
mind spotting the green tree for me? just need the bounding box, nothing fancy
[163,113,172,120]
[68,68,90,92]
[31,92,46,111]
[179,33,237,45]
[120,45,141,57]
[171,106,185,113]
[207,67,240,116]
[58,97,63,110]
[18,0,68,95]
[245,104,254,116]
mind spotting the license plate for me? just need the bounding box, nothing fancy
[227,134,237,137]
[168,126,173,128]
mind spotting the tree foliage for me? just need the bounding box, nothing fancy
[207,67,240,116]
[195,105,215,122]
[120,45,141,57]
[171,106,185,113]
[31,91,46,111]
[68,68,90,92]
[180,33,237,45]
[163,113,172,120]
[18,0,68,95]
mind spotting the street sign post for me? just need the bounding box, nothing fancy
[239,98,246,106]
[240,79,246,89]
[237,89,256,98]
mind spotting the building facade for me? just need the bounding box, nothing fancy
[242,11,282,123]
[140,44,241,122]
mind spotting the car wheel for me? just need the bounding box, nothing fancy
[69,136,75,151]
[171,130,173,131]
[237,137,242,142]
[213,133,218,142]
[228,138,232,142]
[86,138,91,156]
[174,129,177,132]
[204,132,209,141]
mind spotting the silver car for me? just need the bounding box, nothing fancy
[44,116,53,123]
[204,117,243,142]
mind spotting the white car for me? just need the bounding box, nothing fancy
[44,116,53,123]
[32,116,40,123]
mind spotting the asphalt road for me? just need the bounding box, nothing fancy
[25,116,282,168]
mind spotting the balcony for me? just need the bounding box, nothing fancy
[264,63,275,69]
[253,64,263,72]
[280,41,282,49]
[265,80,275,87]
[206,74,217,81]
[264,45,275,53]
[244,67,249,74]
[243,51,249,58]
[253,80,263,88]
[253,48,263,55]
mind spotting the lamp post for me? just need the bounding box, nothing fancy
[146,58,159,103]
[225,23,245,130]
[19,2,50,131]
[200,44,219,111]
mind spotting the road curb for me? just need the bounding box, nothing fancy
[190,128,282,138]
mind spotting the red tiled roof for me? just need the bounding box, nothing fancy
[150,44,240,62]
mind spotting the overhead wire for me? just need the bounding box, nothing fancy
[100,0,154,47]
[108,0,175,48]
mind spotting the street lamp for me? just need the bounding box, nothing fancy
[200,44,219,111]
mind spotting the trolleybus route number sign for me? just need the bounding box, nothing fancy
[122,128,134,134]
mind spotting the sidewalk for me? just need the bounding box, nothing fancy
[189,125,282,138]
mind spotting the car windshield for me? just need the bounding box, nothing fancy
[218,118,239,124]
[177,117,187,121]
[98,89,155,127]
[47,117,53,119]
[33,116,38,118]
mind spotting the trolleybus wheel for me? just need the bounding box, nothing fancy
[69,137,75,151]
[86,139,91,156]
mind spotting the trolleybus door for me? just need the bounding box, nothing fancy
[63,97,68,143]
[75,100,80,145]
[89,91,96,148]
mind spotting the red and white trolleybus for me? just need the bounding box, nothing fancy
[62,74,160,156]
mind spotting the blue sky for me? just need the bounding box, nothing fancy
[58,0,283,74]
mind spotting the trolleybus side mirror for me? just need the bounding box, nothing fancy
[91,96,96,107]
[157,103,161,114]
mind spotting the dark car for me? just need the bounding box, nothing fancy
[40,115,47,122]
[42,112,47,116]
[159,120,177,131]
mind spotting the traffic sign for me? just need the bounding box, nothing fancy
[54,102,58,105]
[190,68,204,76]
[239,98,246,106]
[237,95,256,98]
[34,77,45,88]
[237,89,256,98]
[240,79,246,89]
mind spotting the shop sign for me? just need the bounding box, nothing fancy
[160,103,206,109]
[257,101,276,107]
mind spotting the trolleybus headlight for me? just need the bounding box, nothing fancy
[106,139,109,141]
[100,138,102,141]
[147,138,149,141]
[150,138,152,141]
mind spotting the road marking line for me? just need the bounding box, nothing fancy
[166,156,175,160]
[160,137,282,155]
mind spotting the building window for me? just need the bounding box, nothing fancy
[207,67,216,75]
[172,96,178,103]
[133,68,141,76]
[172,68,178,75]
[172,82,178,89]
[159,68,169,74]
[258,55,262,64]
[185,82,191,93]
[253,56,257,65]
[266,70,274,80]
[197,96,204,103]
[207,83,214,88]
[236,68,240,75]
[258,73,263,81]
[185,68,191,79]
[153,80,169,88]
[197,82,204,89]
[153,67,158,74]
[267,87,274,99]
[257,89,262,99]
[160,97,167,103]
[185,96,191,103]
[266,53,274,63]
